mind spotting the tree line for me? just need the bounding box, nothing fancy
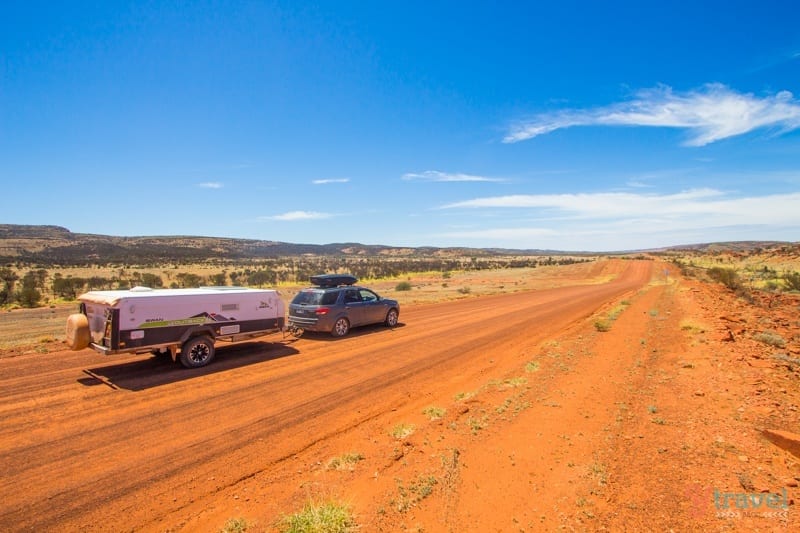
[1,255,591,308]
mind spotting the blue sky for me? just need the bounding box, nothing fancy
[2,1,799,251]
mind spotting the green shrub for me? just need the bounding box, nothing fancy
[707,267,741,291]
[280,500,355,533]
[754,331,786,348]
[785,271,800,291]
[395,281,412,291]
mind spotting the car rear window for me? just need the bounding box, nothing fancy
[292,290,339,305]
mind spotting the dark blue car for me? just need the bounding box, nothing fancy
[288,275,400,337]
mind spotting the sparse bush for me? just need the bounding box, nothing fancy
[707,267,741,291]
[785,271,800,291]
[422,406,446,420]
[457,286,471,295]
[754,331,786,348]
[326,452,364,470]
[280,500,355,533]
[594,319,611,332]
[525,360,540,372]
[220,517,251,533]
[390,423,415,439]
[395,281,412,291]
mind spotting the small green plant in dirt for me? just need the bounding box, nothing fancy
[647,405,658,414]
[393,475,438,512]
[594,319,612,332]
[422,406,446,420]
[395,281,413,292]
[754,331,786,348]
[280,500,355,533]
[468,415,488,435]
[652,417,666,425]
[457,286,471,295]
[327,452,365,470]
[390,423,415,439]
[454,391,475,402]
[607,301,630,320]
[220,517,251,533]
[490,376,527,389]
[496,394,530,416]
[525,360,540,373]
[680,319,707,334]
[589,462,608,486]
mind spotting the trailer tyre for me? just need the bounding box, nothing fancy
[65,314,90,351]
[179,336,215,368]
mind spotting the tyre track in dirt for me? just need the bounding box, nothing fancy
[0,260,652,531]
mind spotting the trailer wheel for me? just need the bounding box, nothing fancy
[65,313,90,351]
[179,336,215,368]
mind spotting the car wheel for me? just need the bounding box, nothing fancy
[385,308,399,327]
[179,336,215,368]
[331,317,350,337]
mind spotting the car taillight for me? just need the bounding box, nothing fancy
[315,307,330,315]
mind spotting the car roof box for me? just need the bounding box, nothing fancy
[310,274,358,287]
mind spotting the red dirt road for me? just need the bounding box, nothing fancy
[0,260,653,531]
[4,258,800,531]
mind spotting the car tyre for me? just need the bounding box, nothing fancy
[385,308,399,327]
[331,317,350,337]
[179,336,215,368]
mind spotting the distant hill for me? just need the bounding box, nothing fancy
[0,224,572,265]
[2,224,795,266]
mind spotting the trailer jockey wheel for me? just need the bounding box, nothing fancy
[179,336,215,368]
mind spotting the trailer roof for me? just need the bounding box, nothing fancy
[78,286,279,306]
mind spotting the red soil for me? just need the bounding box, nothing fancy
[1,259,798,532]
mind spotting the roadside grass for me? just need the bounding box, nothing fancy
[326,452,365,471]
[593,300,631,332]
[279,500,355,533]
[220,517,252,533]
[422,406,446,420]
[390,423,415,439]
[393,475,438,513]
[679,319,708,334]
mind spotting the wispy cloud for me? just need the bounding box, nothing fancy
[436,189,800,250]
[402,170,505,182]
[441,188,729,217]
[504,84,800,146]
[441,187,800,225]
[262,211,332,221]
[313,178,350,185]
[198,182,223,189]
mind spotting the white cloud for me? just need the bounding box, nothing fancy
[263,211,332,221]
[198,182,223,189]
[434,189,800,250]
[504,84,800,146]
[402,170,504,182]
[441,188,728,218]
[313,178,350,185]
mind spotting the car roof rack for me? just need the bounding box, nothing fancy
[310,274,358,287]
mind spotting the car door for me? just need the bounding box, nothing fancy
[358,289,385,324]
[342,289,366,326]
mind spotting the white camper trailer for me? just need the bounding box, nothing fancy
[65,286,285,368]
